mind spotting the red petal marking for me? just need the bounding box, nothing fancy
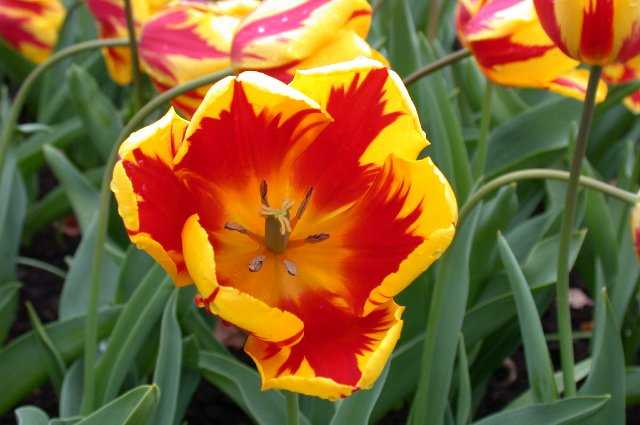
[152,80,201,117]
[231,0,332,62]
[122,149,195,257]
[348,8,370,20]
[550,75,586,94]
[533,0,564,53]
[177,80,323,201]
[617,22,640,62]
[140,8,229,82]
[0,13,48,51]
[635,225,640,257]
[292,68,403,214]
[579,0,614,63]
[272,292,394,386]
[463,0,522,36]
[2,0,44,13]
[339,160,422,313]
[469,34,554,69]
[87,0,127,36]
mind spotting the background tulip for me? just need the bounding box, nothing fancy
[86,0,170,84]
[457,0,607,101]
[230,0,384,82]
[0,0,65,63]
[603,55,640,113]
[533,0,640,65]
[139,0,258,116]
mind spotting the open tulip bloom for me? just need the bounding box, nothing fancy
[111,58,458,399]
[0,0,65,63]
[456,0,607,101]
[604,55,640,113]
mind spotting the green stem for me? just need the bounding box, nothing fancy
[555,65,602,397]
[472,81,494,178]
[286,392,300,425]
[80,67,231,413]
[0,38,128,175]
[459,168,637,223]
[122,0,143,111]
[403,49,471,87]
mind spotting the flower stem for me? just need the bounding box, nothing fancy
[472,80,494,178]
[286,392,300,425]
[0,38,128,176]
[459,168,637,224]
[80,67,231,413]
[403,49,471,87]
[122,0,143,111]
[555,65,602,397]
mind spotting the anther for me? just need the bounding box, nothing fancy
[283,259,297,276]
[224,222,247,234]
[295,187,314,220]
[249,255,266,272]
[260,180,269,207]
[306,233,330,243]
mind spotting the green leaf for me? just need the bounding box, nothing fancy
[626,367,640,405]
[25,302,67,394]
[329,364,389,425]
[579,291,625,424]
[0,307,121,415]
[0,282,21,345]
[151,290,182,425]
[471,396,609,425]
[180,304,228,355]
[75,385,159,425]
[497,234,557,403]
[199,351,310,425]
[410,207,481,425]
[0,38,33,83]
[42,145,98,232]
[60,360,84,418]
[59,213,119,320]
[611,225,640,326]
[94,268,172,405]
[115,247,154,304]
[0,153,27,282]
[67,65,122,160]
[456,334,471,425]
[15,406,50,425]
[486,98,581,177]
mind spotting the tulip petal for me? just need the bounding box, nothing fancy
[182,213,304,343]
[110,108,194,285]
[245,295,403,400]
[632,201,640,259]
[289,155,457,316]
[604,55,640,114]
[289,58,427,216]
[231,0,371,71]
[0,0,65,63]
[546,68,608,102]
[139,0,257,116]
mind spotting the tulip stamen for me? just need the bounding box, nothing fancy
[248,255,266,272]
[295,187,314,221]
[260,180,269,207]
[283,259,297,276]
[224,222,247,233]
[306,233,330,243]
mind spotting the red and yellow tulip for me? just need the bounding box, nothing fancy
[110,59,458,399]
[139,0,259,116]
[533,0,640,66]
[86,0,170,85]
[603,55,640,113]
[0,0,65,63]
[456,0,607,101]
[230,0,384,83]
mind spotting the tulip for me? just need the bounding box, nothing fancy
[86,0,169,85]
[139,0,259,116]
[0,0,65,63]
[632,200,640,259]
[533,0,640,65]
[456,0,607,101]
[111,58,458,399]
[603,56,640,113]
[230,0,384,83]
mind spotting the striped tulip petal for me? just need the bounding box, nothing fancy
[230,0,378,82]
[86,0,169,85]
[0,0,65,63]
[139,0,258,117]
[457,0,608,101]
[111,59,458,398]
[604,55,640,113]
[632,200,640,259]
[534,0,640,65]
